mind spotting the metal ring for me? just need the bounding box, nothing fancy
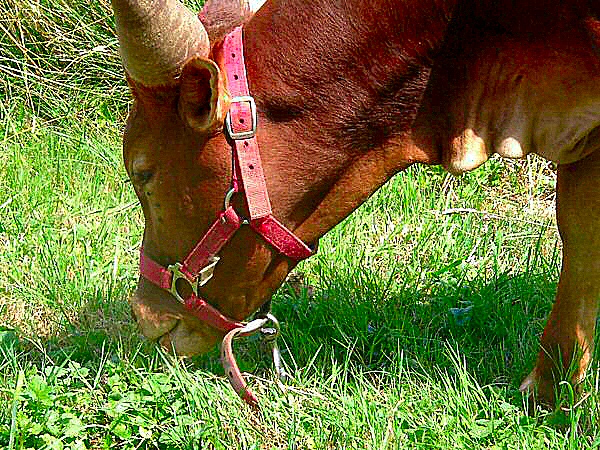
[237,316,270,337]
[224,187,236,211]
[234,313,281,338]
[262,313,280,336]
[166,262,198,304]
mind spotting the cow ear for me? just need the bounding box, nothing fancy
[179,57,229,133]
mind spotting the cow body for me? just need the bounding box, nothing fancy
[415,1,600,174]
[113,0,600,406]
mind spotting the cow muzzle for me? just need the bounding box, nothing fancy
[129,282,223,355]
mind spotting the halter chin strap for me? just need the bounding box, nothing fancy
[138,25,314,332]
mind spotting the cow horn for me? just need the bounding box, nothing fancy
[112,0,210,86]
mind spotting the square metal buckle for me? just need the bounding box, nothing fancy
[225,95,257,140]
[167,257,220,304]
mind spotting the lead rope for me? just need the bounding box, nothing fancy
[220,312,288,409]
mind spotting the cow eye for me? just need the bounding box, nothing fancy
[131,169,154,186]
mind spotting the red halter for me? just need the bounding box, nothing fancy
[140,27,314,407]
[137,26,314,406]
[139,26,313,331]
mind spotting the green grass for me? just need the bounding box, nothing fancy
[2,0,600,448]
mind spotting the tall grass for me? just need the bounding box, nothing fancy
[2,0,599,448]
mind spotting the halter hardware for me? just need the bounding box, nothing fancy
[225,95,257,140]
[167,257,220,304]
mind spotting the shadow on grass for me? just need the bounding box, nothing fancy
[263,269,558,396]
[7,265,593,411]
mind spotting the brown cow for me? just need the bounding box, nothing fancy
[112,0,600,406]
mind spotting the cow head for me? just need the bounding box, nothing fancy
[114,0,311,354]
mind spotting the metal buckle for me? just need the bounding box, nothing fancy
[167,257,220,303]
[225,95,257,140]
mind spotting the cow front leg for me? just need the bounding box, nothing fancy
[520,149,600,407]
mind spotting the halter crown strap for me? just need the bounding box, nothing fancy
[223,28,314,259]
[223,28,272,220]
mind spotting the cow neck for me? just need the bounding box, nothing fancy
[241,0,455,246]
[138,26,314,334]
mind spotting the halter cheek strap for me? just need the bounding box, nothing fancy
[223,27,313,259]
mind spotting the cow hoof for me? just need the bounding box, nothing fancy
[519,369,556,409]
[520,366,588,410]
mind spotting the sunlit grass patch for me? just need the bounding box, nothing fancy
[1,116,596,447]
[0,108,140,341]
